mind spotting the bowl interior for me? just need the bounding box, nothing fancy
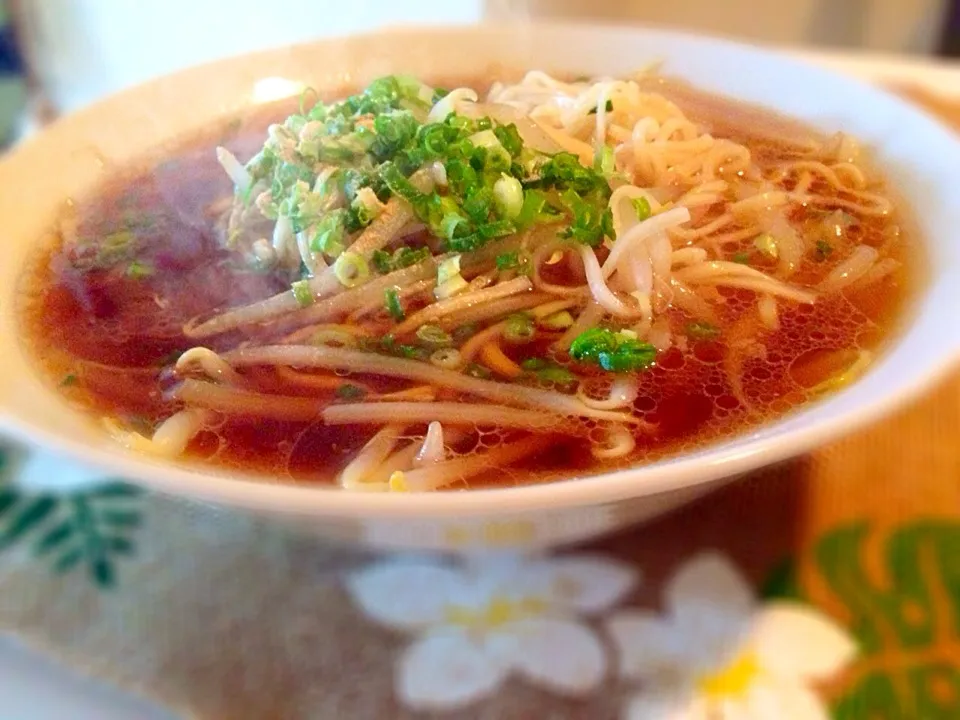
[1,23,959,518]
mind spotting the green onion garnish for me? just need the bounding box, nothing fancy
[437,255,462,285]
[686,321,720,340]
[496,251,521,271]
[754,233,779,260]
[291,279,315,307]
[815,239,834,261]
[465,363,492,379]
[503,313,535,344]
[385,287,405,321]
[539,310,575,330]
[632,196,652,222]
[535,365,577,387]
[493,174,524,219]
[333,251,370,288]
[125,261,153,279]
[594,145,615,179]
[587,99,614,115]
[309,210,347,256]
[372,246,431,275]
[416,324,453,348]
[569,327,657,373]
[335,384,366,400]
[452,323,478,343]
[520,358,576,388]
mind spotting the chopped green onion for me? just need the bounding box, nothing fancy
[310,210,347,256]
[379,334,431,360]
[452,323,478,343]
[495,251,531,276]
[379,161,426,207]
[686,321,720,340]
[594,145,615,179]
[465,362,492,379]
[103,230,135,248]
[335,384,366,400]
[333,251,370,287]
[291,279,315,307]
[435,275,469,299]
[493,174,524,219]
[514,189,561,229]
[558,188,610,247]
[815,239,833,261]
[539,310,575,330]
[369,109,420,162]
[284,180,328,232]
[496,251,521,271]
[385,287,405,321]
[435,254,468,298]
[569,327,657,373]
[352,187,385,226]
[430,347,463,370]
[416,324,453,348]
[732,251,751,264]
[520,358,576,387]
[401,345,431,360]
[503,313,536,344]
[467,129,511,168]
[493,124,524,157]
[587,99,614,115]
[439,211,469,240]
[371,249,392,274]
[437,255,462,285]
[537,152,610,195]
[535,365,577,387]
[59,374,78,387]
[395,74,432,105]
[372,246,431,274]
[631,196,652,222]
[754,233,779,260]
[125,261,153,279]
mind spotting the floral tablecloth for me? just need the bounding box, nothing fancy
[1,71,960,720]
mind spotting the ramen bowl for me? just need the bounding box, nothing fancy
[1,24,959,552]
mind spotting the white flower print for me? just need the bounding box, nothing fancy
[346,553,638,712]
[606,552,857,720]
[8,447,108,493]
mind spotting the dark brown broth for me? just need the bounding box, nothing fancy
[16,91,919,489]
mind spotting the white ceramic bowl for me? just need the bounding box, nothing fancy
[2,24,960,551]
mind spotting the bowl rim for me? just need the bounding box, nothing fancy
[2,21,960,518]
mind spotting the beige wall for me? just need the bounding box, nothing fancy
[486,0,947,54]
[17,0,484,113]
[18,0,948,116]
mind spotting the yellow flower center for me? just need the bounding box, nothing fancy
[697,652,761,699]
[444,595,547,630]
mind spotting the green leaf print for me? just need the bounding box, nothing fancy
[815,520,960,719]
[0,443,144,588]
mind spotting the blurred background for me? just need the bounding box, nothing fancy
[0,0,956,143]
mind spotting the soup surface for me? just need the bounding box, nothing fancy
[18,72,916,491]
